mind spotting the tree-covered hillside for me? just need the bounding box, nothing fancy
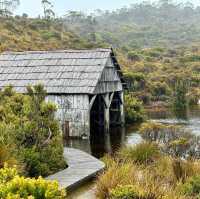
[0,16,105,53]
[64,0,200,48]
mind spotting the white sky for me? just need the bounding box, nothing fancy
[16,0,200,17]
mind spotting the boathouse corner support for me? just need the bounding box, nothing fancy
[102,92,114,133]
[89,95,97,111]
[120,91,125,126]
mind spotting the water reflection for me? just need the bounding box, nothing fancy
[150,106,200,136]
[65,125,142,158]
[65,106,200,158]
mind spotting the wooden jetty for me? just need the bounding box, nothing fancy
[46,147,105,190]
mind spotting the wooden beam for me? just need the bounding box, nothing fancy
[89,95,97,111]
[102,93,110,133]
[120,92,125,125]
[102,92,115,109]
[108,92,115,108]
[101,94,109,108]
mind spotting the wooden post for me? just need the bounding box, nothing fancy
[89,95,97,111]
[104,93,110,133]
[120,91,125,126]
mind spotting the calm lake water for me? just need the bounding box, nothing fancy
[66,106,200,158]
[66,106,200,199]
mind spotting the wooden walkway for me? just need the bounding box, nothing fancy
[46,147,105,190]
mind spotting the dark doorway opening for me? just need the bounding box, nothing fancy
[90,95,105,131]
[110,92,122,126]
[62,120,69,145]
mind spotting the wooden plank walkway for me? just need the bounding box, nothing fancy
[46,147,105,190]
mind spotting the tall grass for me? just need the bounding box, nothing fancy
[96,142,200,199]
[96,161,138,199]
[118,142,161,165]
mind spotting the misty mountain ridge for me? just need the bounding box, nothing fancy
[63,1,200,49]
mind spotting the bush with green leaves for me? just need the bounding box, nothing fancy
[124,94,146,124]
[127,51,141,61]
[150,81,171,101]
[173,79,188,113]
[124,72,146,92]
[181,176,200,198]
[0,166,66,199]
[110,185,139,199]
[0,85,66,177]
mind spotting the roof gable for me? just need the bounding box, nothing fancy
[0,49,118,94]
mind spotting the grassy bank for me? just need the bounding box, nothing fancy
[96,122,200,199]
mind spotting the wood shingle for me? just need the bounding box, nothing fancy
[0,48,120,94]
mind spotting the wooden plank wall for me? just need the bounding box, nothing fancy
[94,57,123,94]
[46,95,90,137]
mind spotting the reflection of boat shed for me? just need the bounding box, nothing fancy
[0,48,126,138]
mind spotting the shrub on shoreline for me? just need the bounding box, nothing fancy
[0,165,66,199]
[0,85,66,177]
[139,121,200,159]
[96,142,200,199]
[118,142,160,165]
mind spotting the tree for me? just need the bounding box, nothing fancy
[124,94,146,124]
[41,0,55,20]
[0,85,66,177]
[0,0,20,16]
[173,79,188,119]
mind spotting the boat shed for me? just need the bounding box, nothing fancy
[0,48,126,138]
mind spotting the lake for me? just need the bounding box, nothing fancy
[66,106,200,158]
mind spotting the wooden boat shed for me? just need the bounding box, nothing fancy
[0,48,126,138]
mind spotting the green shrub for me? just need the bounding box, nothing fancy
[127,51,141,61]
[173,79,188,113]
[124,72,146,92]
[118,142,160,164]
[181,176,200,197]
[150,81,171,99]
[0,165,18,184]
[0,85,66,177]
[0,166,66,199]
[41,31,61,40]
[180,55,200,62]
[124,94,146,124]
[110,185,138,199]
[96,162,137,199]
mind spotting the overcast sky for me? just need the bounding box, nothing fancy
[16,0,200,17]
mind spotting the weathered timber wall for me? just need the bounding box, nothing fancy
[94,57,123,94]
[46,95,90,137]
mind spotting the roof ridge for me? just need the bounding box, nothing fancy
[1,48,112,55]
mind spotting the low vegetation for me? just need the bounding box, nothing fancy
[0,165,66,199]
[96,143,200,199]
[96,121,200,199]
[140,122,200,158]
[0,16,104,53]
[118,142,160,165]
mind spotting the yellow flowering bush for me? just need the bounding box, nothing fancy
[0,166,66,199]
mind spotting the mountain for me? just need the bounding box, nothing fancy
[64,1,200,49]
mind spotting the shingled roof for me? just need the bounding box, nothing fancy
[0,48,123,94]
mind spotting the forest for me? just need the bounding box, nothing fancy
[0,0,200,198]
